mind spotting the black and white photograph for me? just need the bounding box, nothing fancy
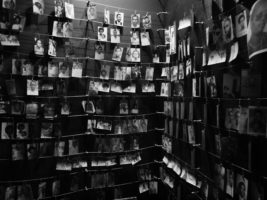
[6,79,16,96]
[48,38,57,57]
[112,46,123,61]
[54,141,65,157]
[34,37,44,56]
[125,47,132,62]
[59,62,70,78]
[250,181,264,200]
[12,59,23,75]
[55,0,64,17]
[226,169,234,197]
[130,48,141,62]
[96,120,112,131]
[121,67,131,80]
[142,14,152,29]
[1,122,14,139]
[52,21,63,37]
[88,80,99,95]
[170,65,178,82]
[87,3,97,20]
[114,11,124,26]
[41,122,53,138]
[234,174,248,200]
[248,106,267,136]
[131,66,141,80]
[52,180,60,196]
[131,30,140,45]
[98,26,108,42]
[4,186,16,200]
[173,81,184,97]
[104,9,110,24]
[0,34,20,46]
[38,182,46,199]
[207,49,226,65]
[72,61,83,78]
[111,82,122,93]
[160,82,171,97]
[12,143,25,160]
[27,143,39,160]
[11,14,25,32]
[145,66,154,81]
[114,66,123,80]
[17,185,34,200]
[153,53,160,63]
[82,100,95,114]
[237,107,249,134]
[48,61,59,77]
[21,60,34,76]
[122,83,136,93]
[61,102,70,115]
[27,79,39,96]
[38,65,48,77]
[235,10,247,38]
[178,63,184,80]
[110,28,120,43]
[100,64,110,80]
[69,139,79,155]
[165,29,170,45]
[64,2,75,19]
[166,49,170,63]
[26,102,38,119]
[141,31,150,46]
[95,43,105,60]
[119,99,129,114]
[11,100,24,115]
[0,101,8,114]
[43,103,56,119]
[169,23,176,54]
[206,76,217,97]
[222,16,234,43]
[131,13,140,29]
[247,0,267,58]
[229,42,239,62]
[33,0,44,15]
[63,22,73,37]
[223,73,240,98]
[2,0,16,9]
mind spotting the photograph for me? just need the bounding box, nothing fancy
[96,120,112,131]
[160,82,171,97]
[43,103,56,119]
[207,49,227,65]
[114,66,123,80]
[34,37,44,56]
[131,66,141,80]
[69,139,79,155]
[142,14,152,29]
[142,82,155,93]
[12,143,25,160]
[121,67,131,80]
[5,186,16,200]
[61,102,70,115]
[38,65,48,77]
[98,82,110,93]
[27,80,39,96]
[131,13,140,29]
[247,0,267,58]
[145,66,154,80]
[11,100,24,115]
[1,122,14,139]
[125,47,132,62]
[166,49,170,63]
[48,61,59,77]
[12,59,23,75]
[64,2,75,19]
[16,122,29,139]
[100,64,110,80]
[17,185,33,200]
[141,31,150,46]
[223,73,240,98]
[21,60,34,76]
[186,59,192,76]
[26,102,38,119]
[54,141,65,157]
[104,9,110,25]
[88,80,99,95]
[226,169,234,197]
[2,0,16,9]
[55,0,64,17]
[59,61,70,78]
[165,29,170,45]
[39,142,54,156]
[5,79,16,96]
[33,0,44,15]
[112,46,123,61]
[95,43,104,60]
[27,143,39,160]
[98,26,108,42]
[234,174,248,200]
[170,65,178,82]
[131,30,140,45]
[119,100,129,114]
[130,99,139,114]
[187,125,195,144]
[52,180,60,196]
[248,106,267,136]
[82,100,95,114]
[114,11,124,26]
[153,53,160,63]
[41,123,53,138]
[0,34,20,46]
[222,16,234,43]
[48,38,57,57]
[130,48,141,62]
[235,10,247,38]
[11,14,25,32]
[0,101,8,114]
[63,22,73,37]
[237,107,249,134]
[122,83,136,93]
[169,23,177,54]
[72,61,83,78]
[110,28,120,43]
[111,82,122,93]
[229,42,239,62]
[52,21,63,37]
[38,182,46,199]
[87,3,97,20]
[206,75,217,97]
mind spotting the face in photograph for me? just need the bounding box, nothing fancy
[87,4,97,20]
[63,22,73,37]
[48,39,56,57]
[59,62,70,78]
[27,143,38,160]
[110,28,120,43]
[26,102,38,118]
[131,48,141,62]
[53,21,63,37]
[12,143,25,160]
[235,175,248,200]
[38,182,46,199]
[55,0,64,17]
[41,123,53,138]
[33,0,44,15]
[12,59,22,74]
[114,66,123,80]
[64,2,74,19]
[142,14,151,29]
[21,60,33,76]
[131,31,140,45]
[54,141,65,157]
[27,80,39,96]
[98,27,107,41]
[104,9,110,24]
[95,43,104,60]
[111,82,122,93]
[34,38,44,55]
[72,61,83,77]
[248,107,267,135]
[222,16,234,43]
[141,31,150,46]
[112,46,123,61]
[100,65,110,80]
[1,122,14,139]
[131,14,140,28]
[235,11,247,38]
[48,61,59,77]
[16,122,29,139]
[61,102,70,115]
[3,0,16,9]
[247,0,267,58]
[11,100,24,115]
[114,12,124,26]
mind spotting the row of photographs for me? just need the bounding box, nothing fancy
[0,164,152,200]
[161,155,264,200]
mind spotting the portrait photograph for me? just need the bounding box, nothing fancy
[12,143,25,160]
[16,122,29,139]
[48,38,57,57]
[142,82,155,93]
[131,30,140,45]
[98,82,110,93]
[98,26,108,42]
[170,65,178,82]
[63,22,73,37]
[100,64,110,80]
[131,66,141,80]
[59,61,70,78]
[0,34,20,46]
[222,16,234,43]
[111,82,122,93]
[131,13,140,29]
[72,61,83,78]
[142,14,152,29]
[207,49,226,65]
[69,139,79,155]
[114,66,123,80]
[153,53,160,63]
[88,80,99,95]
[122,83,136,94]
[64,2,75,19]
[104,9,110,25]
[165,29,170,45]
[38,65,48,77]
[112,46,123,61]
[21,60,33,76]
[82,100,95,114]
[234,174,248,200]
[34,37,44,56]
[11,14,25,32]
[61,102,70,115]
[27,143,39,160]
[54,141,65,157]
[43,103,56,119]
[38,182,46,199]
[17,185,34,200]
[110,28,120,43]
[95,43,104,60]
[27,79,39,96]
[206,75,217,97]
[1,122,14,139]
[145,66,154,81]
[33,0,44,15]
[121,66,131,80]
[48,61,59,77]
[169,24,176,54]
[247,0,267,59]
[130,48,141,62]
[250,181,264,200]
[248,106,267,136]
[114,11,124,26]
[52,21,63,37]
[12,59,23,75]
[41,122,53,138]
[4,186,16,200]
[55,0,64,17]
[0,101,8,114]
[2,0,16,9]
[87,3,97,20]
[173,81,184,97]
[160,82,171,97]
[235,10,248,38]
[141,31,150,46]
[26,102,38,119]
[125,47,132,62]
[11,100,25,115]
[119,100,129,115]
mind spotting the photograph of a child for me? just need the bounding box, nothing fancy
[48,38,57,57]
[34,37,44,56]
[33,0,44,15]
[59,62,70,78]
[64,2,75,19]
[112,46,123,61]
[55,0,64,17]
[52,21,63,37]
[27,79,39,96]
[131,31,140,45]
[114,11,124,26]
[1,122,14,139]
[141,31,150,46]
[142,14,152,29]
[222,16,234,43]
[11,100,25,115]
[87,3,97,20]
[110,28,120,43]
[131,13,140,29]
[130,48,141,62]
[100,64,110,80]
[95,43,104,60]
[98,27,108,42]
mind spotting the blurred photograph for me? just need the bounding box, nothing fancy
[142,14,152,29]
[34,37,44,56]
[114,11,124,26]
[87,3,97,20]
[63,22,73,37]
[27,80,39,96]
[48,38,57,57]
[48,61,59,77]
[130,48,141,62]
[64,2,74,19]
[58,61,70,78]
[27,143,39,160]
[11,14,25,32]
[33,0,44,15]
[131,13,140,29]
[235,10,247,38]
[141,31,150,46]
[0,34,20,46]
[2,0,16,9]
[72,61,83,77]
[222,16,234,43]
[98,26,107,42]
[1,122,14,139]
[100,64,110,80]
[11,100,25,115]
[248,106,267,136]
[52,21,63,37]
[131,30,140,45]
[55,0,64,17]
[104,9,110,24]
[110,28,120,43]
[95,43,104,60]
[12,143,25,160]
[112,46,123,61]
[16,122,29,139]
